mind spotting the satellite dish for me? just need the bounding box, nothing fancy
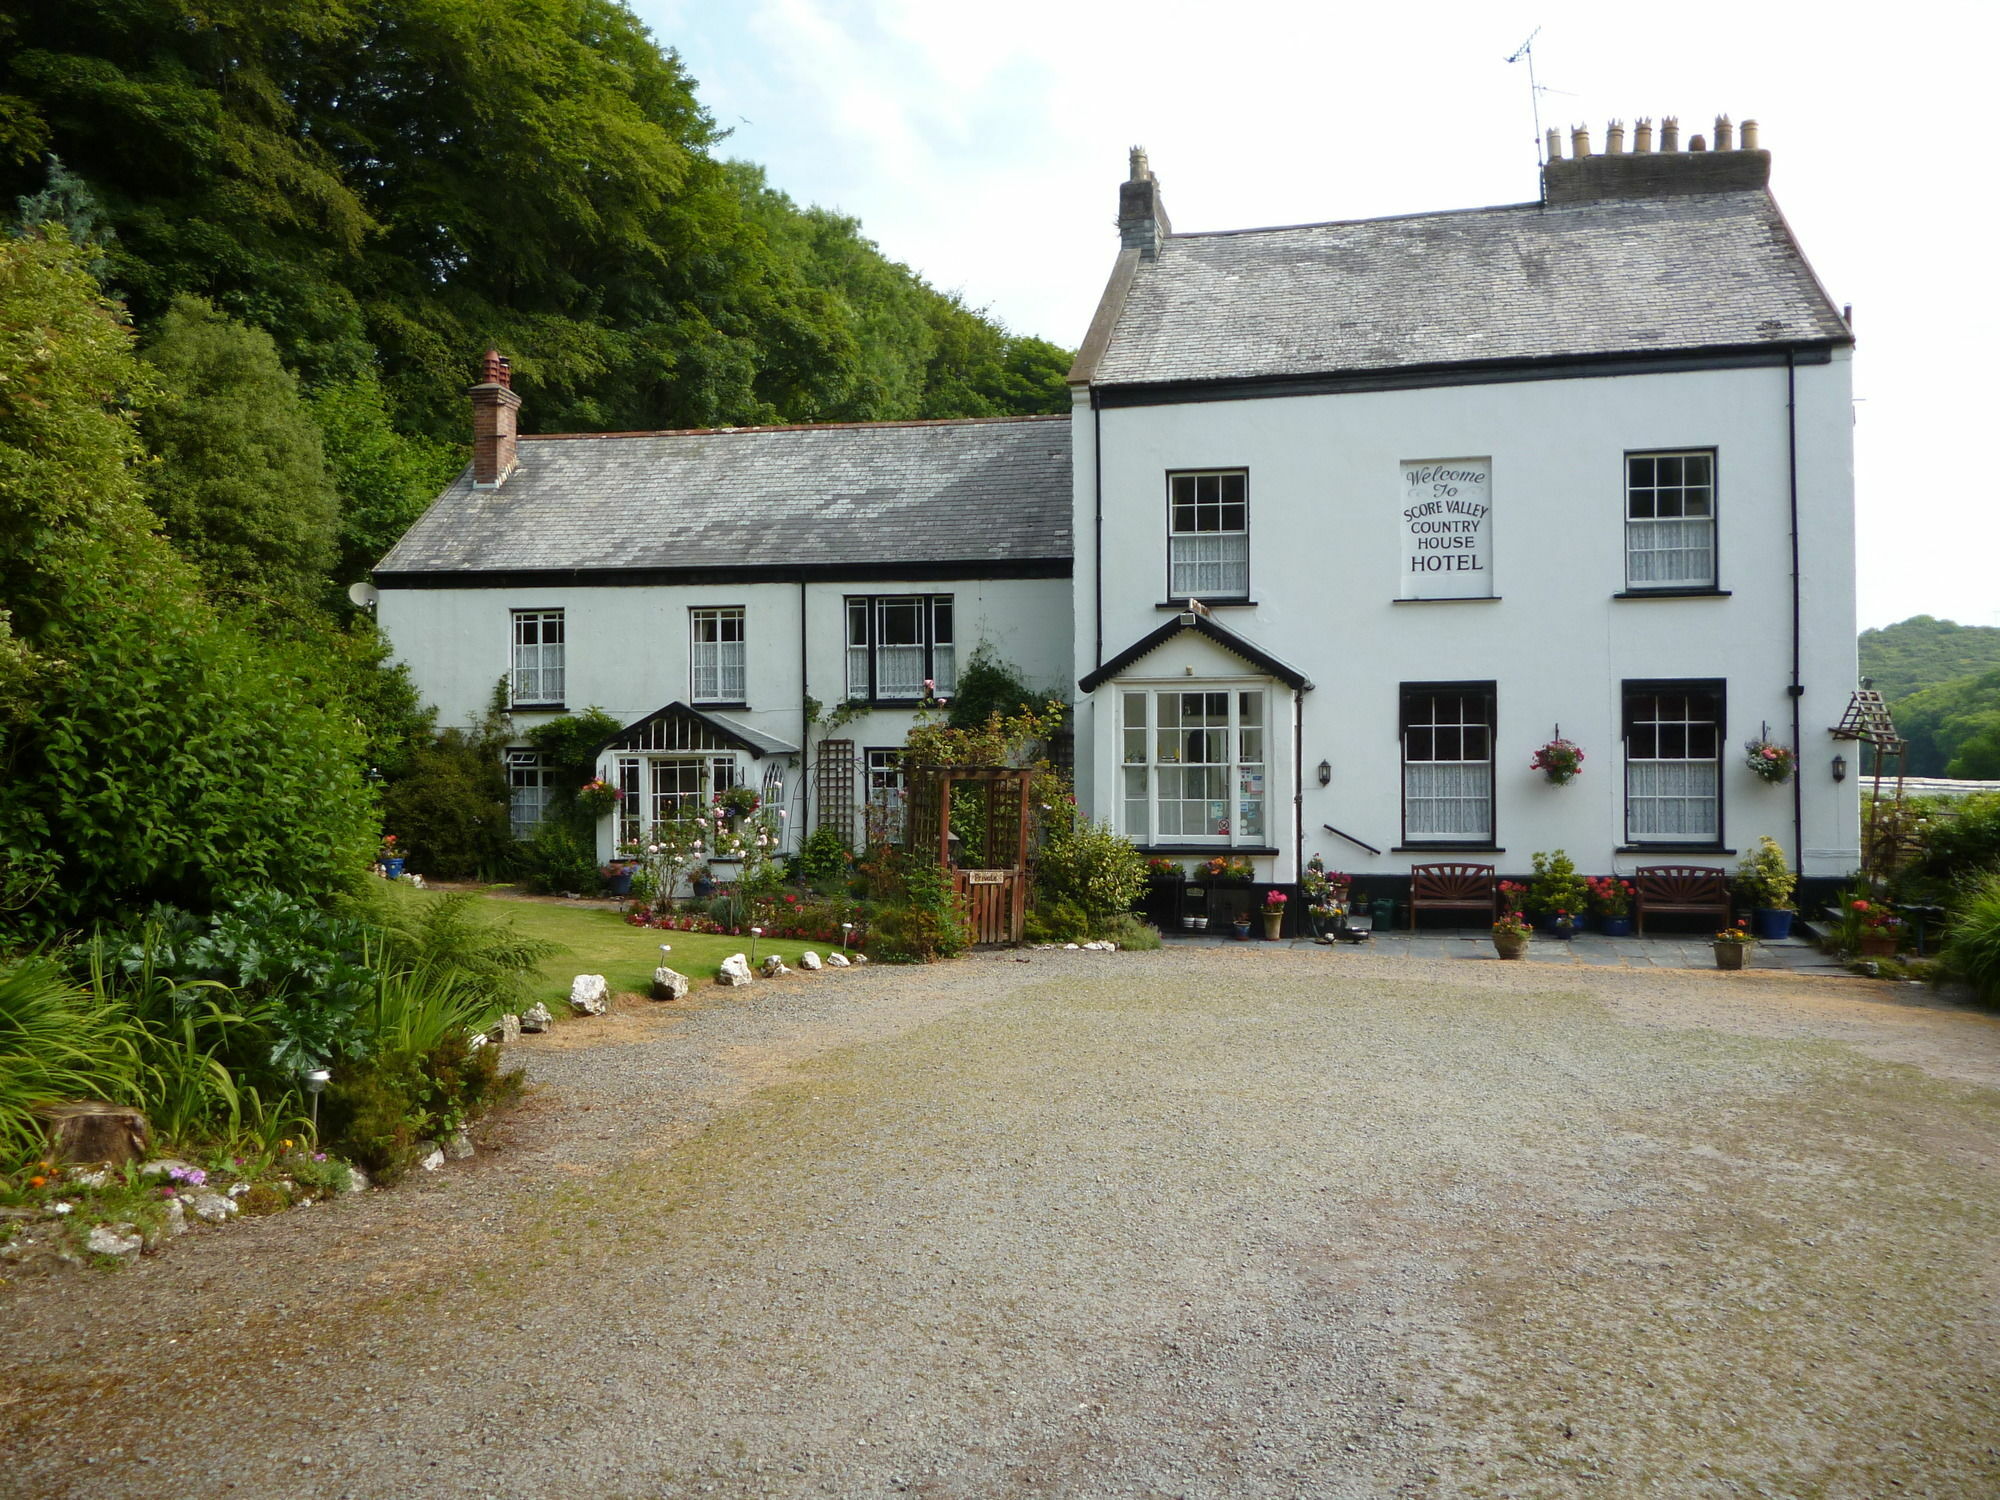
[347,581,380,610]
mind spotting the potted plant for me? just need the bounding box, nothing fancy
[1526,850,1589,934]
[600,860,637,898]
[1586,875,1636,937]
[1492,909,1532,960]
[1850,900,1903,956]
[1530,735,1585,786]
[1735,835,1798,940]
[1544,908,1579,940]
[1713,919,1756,970]
[1261,889,1287,940]
[1201,855,1255,884]
[1232,911,1254,940]
[1743,730,1796,785]
[1301,855,1352,940]
[378,833,406,879]
[717,784,762,822]
[576,778,624,818]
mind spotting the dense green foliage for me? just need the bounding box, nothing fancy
[1942,873,2000,1007]
[1859,616,2000,705]
[946,645,1040,732]
[140,295,339,602]
[1033,821,1147,931]
[0,959,145,1159]
[1,1,1071,450]
[867,852,974,963]
[1525,849,1589,921]
[1858,617,2000,776]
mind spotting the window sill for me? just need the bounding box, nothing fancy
[692,701,750,711]
[1612,588,1732,600]
[1155,598,1258,609]
[509,703,565,713]
[1391,596,1502,605]
[1391,844,1505,853]
[1616,844,1736,855]
[1137,844,1281,856]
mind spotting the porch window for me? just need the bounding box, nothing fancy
[846,595,954,701]
[866,748,907,842]
[1624,682,1724,844]
[1401,685,1495,843]
[507,750,553,840]
[1626,451,1716,589]
[1167,470,1249,599]
[1120,687,1266,846]
[511,609,565,707]
[690,607,746,703]
[612,754,744,846]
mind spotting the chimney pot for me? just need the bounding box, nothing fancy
[1689,133,1708,152]
[1634,117,1655,153]
[1739,118,1760,150]
[1606,119,1626,154]
[1545,126,1563,162]
[1128,145,1150,182]
[469,348,522,488]
[1570,124,1591,158]
[1714,114,1734,151]
[1661,115,1680,152]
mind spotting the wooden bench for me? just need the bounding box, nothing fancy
[1632,865,1732,935]
[1408,863,1498,930]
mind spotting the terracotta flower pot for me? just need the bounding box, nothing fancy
[1262,911,1284,940]
[1493,933,1529,960]
[1858,934,1897,957]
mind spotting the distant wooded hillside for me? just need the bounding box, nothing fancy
[1859,617,2000,777]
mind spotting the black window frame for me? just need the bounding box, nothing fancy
[1623,448,1721,594]
[1620,677,1727,850]
[844,594,954,704]
[1164,468,1251,603]
[1397,681,1498,851]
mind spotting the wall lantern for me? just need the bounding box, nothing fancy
[1316,760,1332,787]
[1831,754,1848,783]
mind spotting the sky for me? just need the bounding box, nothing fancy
[637,0,1999,632]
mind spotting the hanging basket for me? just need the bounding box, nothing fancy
[1530,729,1585,786]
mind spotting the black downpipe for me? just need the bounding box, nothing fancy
[799,579,810,835]
[1292,688,1305,882]
[1786,354,1804,876]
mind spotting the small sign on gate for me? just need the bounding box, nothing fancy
[965,869,1007,885]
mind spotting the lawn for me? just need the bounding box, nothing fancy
[429,888,843,1004]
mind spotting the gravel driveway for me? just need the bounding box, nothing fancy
[5,949,2000,1499]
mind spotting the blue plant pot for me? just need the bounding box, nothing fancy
[381,856,405,879]
[1598,915,1634,938]
[1542,916,1577,940]
[604,867,634,898]
[1755,908,1795,941]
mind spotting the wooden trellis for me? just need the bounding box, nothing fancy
[1829,689,1908,875]
[815,738,856,848]
[907,765,1032,945]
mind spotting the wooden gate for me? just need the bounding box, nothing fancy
[907,764,1031,945]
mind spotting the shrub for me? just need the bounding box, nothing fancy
[519,820,601,895]
[1024,899,1090,945]
[1092,912,1162,950]
[1912,792,2000,886]
[1735,835,1798,910]
[1035,821,1146,923]
[1525,850,1589,921]
[1943,873,2000,1007]
[798,823,851,884]
[380,725,515,879]
[946,644,1038,730]
[869,853,974,962]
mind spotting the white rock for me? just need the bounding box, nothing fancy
[568,974,610,1015]
[852,953,869,965]
[87,1223,143,1260]
[489,1012,521,1044]
[343,1166,370,1194]
[165,1198,187,1236]
[650,966,690,1002]
[519,1003,553,1033]
[716,953,754,987]
[798,951,823,971]
[760,954,791,978]
[416,1144,446,1172]
[826,952,851,967]
[1064,943,1080,951]
[70,1168,113,1188]
[190,1192,236,1223]
[139,1158,198,1179]
[467,1030,488,1050]
[444,1131,474,1161]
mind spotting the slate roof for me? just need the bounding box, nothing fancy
[375,416,1071,579]
[1089,190,1851,388]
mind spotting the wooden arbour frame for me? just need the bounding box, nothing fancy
[906,765,1032,945]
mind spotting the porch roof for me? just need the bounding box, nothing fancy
[1078,612,1314,694]
[597,702,798,760]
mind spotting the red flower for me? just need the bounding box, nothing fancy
[1851,899,1870,912]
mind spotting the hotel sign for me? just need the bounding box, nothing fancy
[1399,458,1493,599]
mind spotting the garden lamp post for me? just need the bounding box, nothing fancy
[749,926,762,966]
[305,1068,330,1137]
[840,922,853,960]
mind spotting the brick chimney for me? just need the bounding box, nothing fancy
[1543,115,1769,204]
[1118,146,1171,259]
[469,348,521,488]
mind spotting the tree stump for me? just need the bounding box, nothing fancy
[36,1102,151,1165]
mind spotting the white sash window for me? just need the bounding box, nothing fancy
[845,595,954,702]
[1120,687,1267,846]
[1624,684,1723,843]
[511,609,565,707]
[1168,471,1249,600]
[690,607,746,703]
[1401,686,1494,843]
[1626,451,1716,589]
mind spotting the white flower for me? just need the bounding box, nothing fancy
[777,809,788,820]
[51,1202,72,1215]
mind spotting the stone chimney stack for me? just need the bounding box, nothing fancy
[1542,111,1770,204]
[1118,146,1172,259]
[469,348,521,489]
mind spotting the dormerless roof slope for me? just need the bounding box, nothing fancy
[1087,190,1851,388]
[375,415,1071,580]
